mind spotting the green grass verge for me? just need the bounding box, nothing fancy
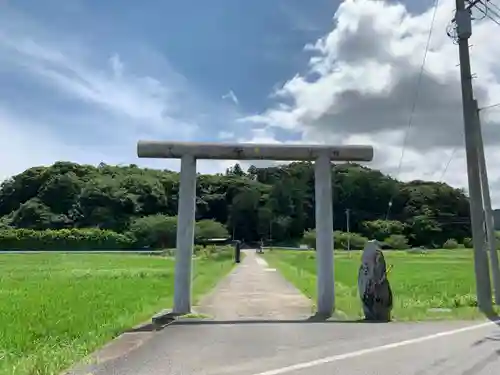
[0,251,235,375]
[263,249,499,321]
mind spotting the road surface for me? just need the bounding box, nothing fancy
[67,251,500,375]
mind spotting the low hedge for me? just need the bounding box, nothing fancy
[0,229,238,254]
[301,229,369,250]
[0,228,134,250]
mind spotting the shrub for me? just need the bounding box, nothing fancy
[383,234,409,250]
[443,238,459,249]
[302,229,368,250]
[129,215,230,249]
[0,228,133,250]
[128,214,177,248]
[192,244,234,261]
[360,220,406,241]
[334,231,368,250]
[302,229,316,249]
[194,219,229,242]
[462,237,473,248]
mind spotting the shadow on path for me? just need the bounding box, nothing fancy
[125,312,392,332]
[127,312,500,333]
[171,318,382,325]
[126,322,171,333]
[487,313,500,325]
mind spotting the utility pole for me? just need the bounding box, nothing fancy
[269,220,272,250]
[474,99,500,304]
[346,208,351,256]
[454,0,493,312]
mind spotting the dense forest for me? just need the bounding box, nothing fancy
[0,160,475,250]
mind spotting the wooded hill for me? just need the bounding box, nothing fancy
[0,161,473,249]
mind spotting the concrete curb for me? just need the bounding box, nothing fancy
[62,310,182,375]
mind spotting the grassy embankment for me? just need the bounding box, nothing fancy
[263,249,500,321]
[0,250,234,375]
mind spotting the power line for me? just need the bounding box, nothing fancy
[488,0,500,16]
[386,0,442,219]
[439,147,459,180]
[484,0,500,20]
[468,0,500,25]
[480,102,500,111]
[474,4,500,25]
[439,100,500,180]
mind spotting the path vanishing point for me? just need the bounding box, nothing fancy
[68,250,500,375]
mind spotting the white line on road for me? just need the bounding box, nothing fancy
[255,257,268,267]
[250,319,500,375]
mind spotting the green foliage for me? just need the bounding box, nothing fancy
[384,234,409,250]
[463,237,473,248]
[0,161,474,249]
[263,250,488,321]
[194,245,234,260]
[128,214,177,248]
[443,238,459,249]
[128,215,229,249]
[0,228,133,250]
[361,220,405,241]
[333,231,368,250]
[0,252,235,375]
[302,229,316,248]
[195,219,229,242]
[300,229,368,250]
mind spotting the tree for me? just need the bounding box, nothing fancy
[384,234,409,250]
[38,172,82,214]
[128,214,177,248]
[228,186,261,240]
[226,163,245,177]
[361,220,405,241]
[195,219,229,242]
[11,199,54,230]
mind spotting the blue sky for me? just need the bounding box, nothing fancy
[2,0,500,204]
[0,0,341,175]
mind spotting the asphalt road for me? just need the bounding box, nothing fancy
[68,319,500,375]
[66,251,500,375]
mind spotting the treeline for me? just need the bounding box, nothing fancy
[0,161,472,249]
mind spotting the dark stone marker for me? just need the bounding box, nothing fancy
[234,240,241,263]
[358,242,393,322]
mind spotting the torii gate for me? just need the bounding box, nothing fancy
[137,141,374,316]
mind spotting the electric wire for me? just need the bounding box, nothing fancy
[439,147,459,180]
[385,0,441,220]
[487,0,500,15]
[470,0,500,25]
[439,102,500,180]
[485,0,500,18]
[480,102,500,111]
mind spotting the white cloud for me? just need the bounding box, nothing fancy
[240,0,500,206]
[0,34,198,137]
[0,109,129,180]
[0,107,238,181]
[0,8,235,180]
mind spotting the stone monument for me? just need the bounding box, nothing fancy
[357,240,393,321]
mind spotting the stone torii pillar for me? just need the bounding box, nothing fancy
[137,141,374,316]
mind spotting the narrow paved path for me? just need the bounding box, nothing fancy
[196,250,312,320]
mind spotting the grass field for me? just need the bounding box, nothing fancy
[263,249,499,321]
[0,251,235,375]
